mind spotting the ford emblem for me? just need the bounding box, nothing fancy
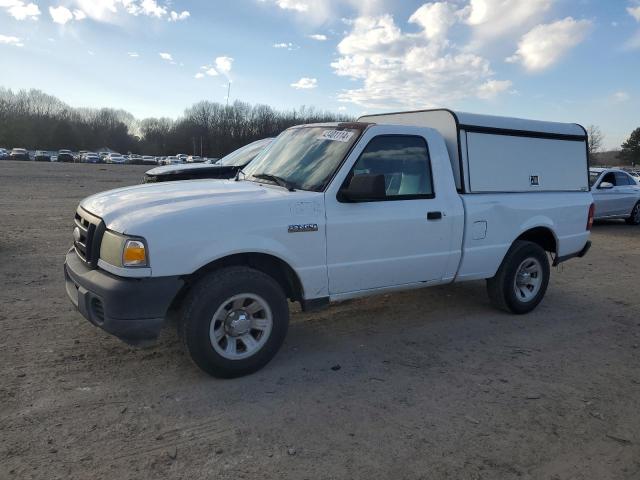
[73,226,81,243]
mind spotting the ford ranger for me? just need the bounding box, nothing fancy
[64,109,593,378]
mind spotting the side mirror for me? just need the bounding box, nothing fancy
[598,181,614,190]
[339,174,386,202]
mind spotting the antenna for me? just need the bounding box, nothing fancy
[226,81,231,107]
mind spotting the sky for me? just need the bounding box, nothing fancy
[0,0,639,149]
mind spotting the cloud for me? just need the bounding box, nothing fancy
[257,0,386,25]
[477,79,513,99]
[0,0,41,20]
[464,0,553,47]
[127,51,139,57]
[273,42,297,50]
[64,1,189,23]
[159,52,173,61]
[611,91,630,103]
[49,5,88,24]
[506,17,592,71]
[139,0,166,18]
[408,2,460,40]
[49,6,73,24]
[194,72,205,79]
[215,56,233,75]
[273,0,309,12]
[205,68,218,76]
[628,5,640,22]
[331,9,512,109]
[169,10,189,21]
[291,77,317,89]
[0,34,24,46]
[308,34,327,41]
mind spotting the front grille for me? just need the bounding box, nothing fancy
[73,208,104,268]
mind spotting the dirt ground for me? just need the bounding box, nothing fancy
[1,160,639,480]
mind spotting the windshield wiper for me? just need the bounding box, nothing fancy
[234,168,246,181]
[253,173,296,191]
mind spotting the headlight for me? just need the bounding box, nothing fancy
[100,231,149,268]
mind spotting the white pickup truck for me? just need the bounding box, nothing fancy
[64,109,593,378]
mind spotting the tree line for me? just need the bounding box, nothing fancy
[0,88,353,158]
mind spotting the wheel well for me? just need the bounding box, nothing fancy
[171,253,304,311]
[516,227,557,254]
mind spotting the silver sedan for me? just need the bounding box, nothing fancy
[590,168,640,225]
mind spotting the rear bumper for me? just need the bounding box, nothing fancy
[64,249,183,345]
[553,240,591,266]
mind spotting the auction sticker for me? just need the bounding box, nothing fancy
[318,130,354,142]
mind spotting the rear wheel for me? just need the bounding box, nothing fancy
[487,240,550,314]
[625,202,640,225]
[180,266,289,378]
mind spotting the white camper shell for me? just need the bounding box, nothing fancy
[358,109,589,194]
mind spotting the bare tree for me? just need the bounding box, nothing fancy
[0,87,353,155]
[587,125,604,156]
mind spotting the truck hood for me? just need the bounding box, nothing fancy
[81,179,289,233]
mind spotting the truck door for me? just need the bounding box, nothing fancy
[324,127,458,295]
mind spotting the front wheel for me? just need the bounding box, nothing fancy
[487,240,550,314]
[625,202,640,225]
[180,266,289,378]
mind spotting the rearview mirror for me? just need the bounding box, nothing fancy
[598,181,614,190]
[339,174,386,202]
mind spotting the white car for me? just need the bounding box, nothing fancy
[105,153,126,164]
[590,168,640,225]
[161,156,182,165]
[64,110,593,378]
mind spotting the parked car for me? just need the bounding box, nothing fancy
[34,150,51,162]
[186,155,204,163]
[589,167,640,224]
[141,156,157,165]
[159,156,182,165]
[83,152,101,164]
[57,150,75,163]
[126,154,144,164]
[64,110,593,378]
[0,148,9,159]
[99,152,110,161]
[144,138,273,183]
[10,148,30,160]
[177,154,189,162]
[105,153,126,164]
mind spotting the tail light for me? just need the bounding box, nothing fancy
[587,203,595,231]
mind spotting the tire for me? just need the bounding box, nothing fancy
[625,202,640,225]
[180,266,289,378]
[486,240,550,314]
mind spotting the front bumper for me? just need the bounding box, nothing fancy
[64,249,183,345]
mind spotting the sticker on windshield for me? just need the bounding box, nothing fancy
[318,130,354,143]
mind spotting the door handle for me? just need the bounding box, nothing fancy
[427,211,443,220]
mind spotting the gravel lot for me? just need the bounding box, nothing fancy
[1,160,639,480]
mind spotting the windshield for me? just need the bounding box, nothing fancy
[589,171,601,187]
[242,126,361,192]
[217,138,273,166]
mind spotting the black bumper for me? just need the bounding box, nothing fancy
[64,249,183,345]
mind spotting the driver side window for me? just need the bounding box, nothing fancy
[601,172,616,186]
[347,135,434,200]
